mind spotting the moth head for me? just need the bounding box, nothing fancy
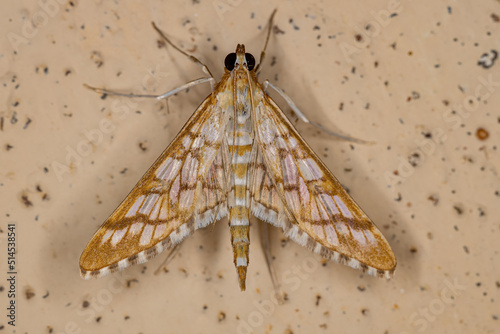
[224,44,255,72]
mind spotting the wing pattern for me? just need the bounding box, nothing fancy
[251,95,396,278]
[80,96,228,279]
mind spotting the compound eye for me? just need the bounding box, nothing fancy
[245,53,255,71]
[224,53,237,71]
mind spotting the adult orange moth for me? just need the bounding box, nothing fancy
[79,10,396,291]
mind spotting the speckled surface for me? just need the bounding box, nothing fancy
[1,1,499,333]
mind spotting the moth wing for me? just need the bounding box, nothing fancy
[79,96,228,279]
[252,96,396,278]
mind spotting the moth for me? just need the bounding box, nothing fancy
[79,11,396,291]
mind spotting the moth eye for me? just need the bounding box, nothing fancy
[245,53,255,71]
[224,53,237,71]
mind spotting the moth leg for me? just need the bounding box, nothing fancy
[84,77,214,100]
[255,9,278,74]
[260,223,286,304]
[153,244,182,275]
[152,22,215,82]
[263,80,375,144]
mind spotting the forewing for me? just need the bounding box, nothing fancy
[80,96,228,279]
[252,96,396,278]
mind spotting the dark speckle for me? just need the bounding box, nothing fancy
[270,56,276,66]
[138,141,148,152]
[478,50,497,68]
[315,294,321,306]
[82,300,90,308]
[478,207,486,217]
[453,204,463,215]
[157,38,166,49]
[10,111,18,124]
[91,51,104,68]
[23,118,32,129]
[21,194,33,207]
[273,25,285,35]
[463,245,469,254]
[218,311,226,322]
[126,279,139,288]
[408,152,421,167]
[491,13,500,22]
[428,195,439,206]
[25,287,35,300]
[35,66,49,74]
[280,237,289,248]
[289,18,300,30]
[476,128,489,140]
[96,316,102,323]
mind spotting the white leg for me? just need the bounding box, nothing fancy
[84,77,214,100]
[264,80,374,144]
[156,78,215,100]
